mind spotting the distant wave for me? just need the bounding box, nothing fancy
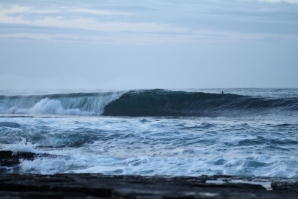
[0,89,297,117]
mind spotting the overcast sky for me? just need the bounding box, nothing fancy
[0,0,297,90]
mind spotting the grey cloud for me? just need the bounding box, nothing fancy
[0,0,297,89]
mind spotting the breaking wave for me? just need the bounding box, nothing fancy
[0,92,123,116]
[0,89,297,117]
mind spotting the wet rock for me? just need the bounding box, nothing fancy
[0,151,35,166]
[0,150,59,167]
[271,181,298,191]
[0,174,297,199]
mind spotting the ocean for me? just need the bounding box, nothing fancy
[0,88,297,177]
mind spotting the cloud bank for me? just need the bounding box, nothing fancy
[0,0,297,43]
[0,0,297,89]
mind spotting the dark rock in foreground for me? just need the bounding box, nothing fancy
[0,173,297,199]
[0,151,36,167]
[0,150,60,168]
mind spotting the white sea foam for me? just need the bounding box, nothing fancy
[1,138,37,153]
[5,98,83,115]
[0,91,124,116]
[15,147,298,177]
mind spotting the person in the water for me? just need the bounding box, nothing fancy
[222,91,224,94]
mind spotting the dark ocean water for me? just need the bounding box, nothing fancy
[0,88,297,177]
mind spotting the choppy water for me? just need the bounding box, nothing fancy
[0,88,297,177]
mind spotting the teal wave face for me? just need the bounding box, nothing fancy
[102,89,298,117]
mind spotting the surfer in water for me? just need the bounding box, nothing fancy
[222,91,224,94]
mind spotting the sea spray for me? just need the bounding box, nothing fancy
[0,91,123,116]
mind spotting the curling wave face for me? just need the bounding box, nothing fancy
[0,89,297,117]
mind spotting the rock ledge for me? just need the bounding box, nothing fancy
[0,173,297,199]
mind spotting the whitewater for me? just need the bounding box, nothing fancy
[0,88,297,177]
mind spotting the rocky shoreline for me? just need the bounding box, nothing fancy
[0,150,298,198]
[0,173,297,198]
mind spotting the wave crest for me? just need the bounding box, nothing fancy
[0,92,123,116]
[6,98,81,115]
